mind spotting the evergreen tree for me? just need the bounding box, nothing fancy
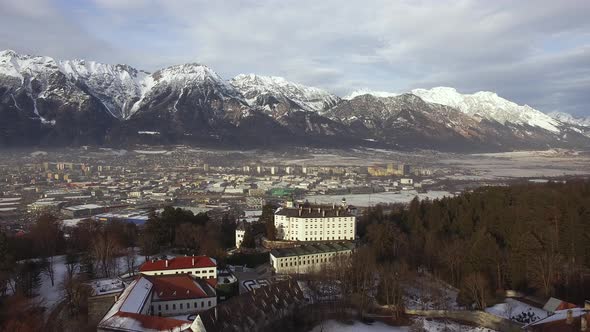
[241,225,256,249]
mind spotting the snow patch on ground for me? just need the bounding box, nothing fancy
[485,298,549,324]
[306,191,452,207]
[309,320,408,332]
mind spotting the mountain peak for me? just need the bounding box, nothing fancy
[155,63,221,80]
[344,89,399,100]
[411,87,561,133]
[230,73,339,113]
[0,49,19,58]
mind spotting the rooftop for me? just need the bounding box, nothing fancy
[89,278,126,297]
[275,205,354,218]
[139,256,217,272]
[148,274,215,301]
[62,203,104,211]
[270,241,355,258]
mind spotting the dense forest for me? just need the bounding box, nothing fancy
[359,180,590,306]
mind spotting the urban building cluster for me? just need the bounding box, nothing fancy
[0,149,442,238]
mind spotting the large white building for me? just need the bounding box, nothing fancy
[270,241,355,274]
[274,204,356,242]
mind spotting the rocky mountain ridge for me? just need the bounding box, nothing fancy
[1,50,588,151]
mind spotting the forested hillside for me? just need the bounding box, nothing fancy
[360,180,590,306]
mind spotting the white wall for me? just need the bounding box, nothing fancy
[275,214,355,241]
[150,297,217,316]
[271,250,352,274]
[142,267,217,280]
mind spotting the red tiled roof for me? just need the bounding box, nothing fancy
[205,278,218,288]
[556,301,578,311]
[139,256,216,272]
[114,311,191,330]
[147,274,209,301]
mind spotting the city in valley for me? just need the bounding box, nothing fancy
[2,1,590,331]
[1,146,589,331]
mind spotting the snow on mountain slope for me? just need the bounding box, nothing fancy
[0,49,147,119]
[411,87,561,133]
[230,74,340,113]
[128,63,251,125]
[344,89,399,100]
[548,111,590,127]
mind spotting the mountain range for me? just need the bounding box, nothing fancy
[1,49,589,152]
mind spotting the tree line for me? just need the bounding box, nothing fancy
[358,180,590,308]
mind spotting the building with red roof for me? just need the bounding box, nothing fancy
[98,273,217,332]
[140,256,217,280]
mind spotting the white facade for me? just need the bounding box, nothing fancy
[141,267,217,280]
[235,228,245,248]
[400,178,414,185]
[270,242,354,274]
[150,297,216,317]
[274,207,356,242]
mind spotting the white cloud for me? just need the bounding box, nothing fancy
[0,0,589,116]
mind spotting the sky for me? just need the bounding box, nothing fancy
[1,0,589,117]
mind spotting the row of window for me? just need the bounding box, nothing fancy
[150,300,213,315]
[303,223,354,229]
[301,236,354,241]
[304,229,354,235]
[151,269,215,275]
[277,254,345,268]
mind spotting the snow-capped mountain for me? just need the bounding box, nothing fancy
[129,63,248,120]
[230,74,340,116]
[344,89,399,100]
[411,87,561,133]
[548,111,590,128]
[1,49,589,151]
[0,49,147,120]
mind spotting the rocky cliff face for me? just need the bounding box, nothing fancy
[1,50,589,152]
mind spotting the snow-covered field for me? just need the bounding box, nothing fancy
[419,318,496,332]
[306,190,452,207]
[485,298,549,324]
[309,320,408,332]
[34,251,146,314]
[404,274,462,310]
[309,319,497,332]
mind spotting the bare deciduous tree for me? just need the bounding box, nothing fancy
[462,272,489,310]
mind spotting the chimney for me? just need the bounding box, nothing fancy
[165,259,169,268]
[308,207,311,213]
[336,210,339,216]
[322,210,326,217]
[298,209,302,216]
[192,257,195,266]
[317,207,320,213]
[214,307,218,321]
[566,309,574,325]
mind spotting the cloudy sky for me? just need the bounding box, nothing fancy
[1,0,589,116]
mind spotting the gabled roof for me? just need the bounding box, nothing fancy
[542,297,577,312]
[275,206,354,218]
[270,241,355,258]
[196,280,306,332]
[102,311,192,332]
[140,256,217,272]
[147,274,215,301]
